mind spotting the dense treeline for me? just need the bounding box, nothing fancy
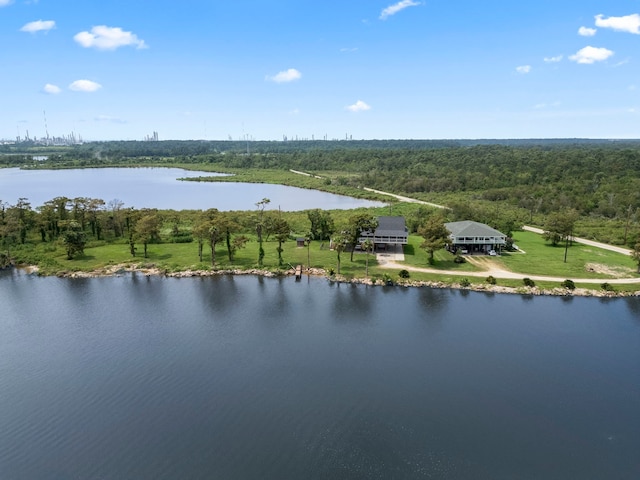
[2,139,640,244]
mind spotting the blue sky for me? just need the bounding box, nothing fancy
[1,0,639,141]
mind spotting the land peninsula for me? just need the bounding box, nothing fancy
[2,139,640,296]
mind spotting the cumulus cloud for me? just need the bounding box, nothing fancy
[0,0,14,7]
[578,26,597,37]
[266,68,302,83]
[42,83,61,94]
[74,25,147,50]
[346,100,371,112]
[516,65,531,74]
[569,46,614,64]
[380,0,420,20]
[69,79,102,92]
[595,13,640,34]
[20,20,55,33]
[544,55,563,63]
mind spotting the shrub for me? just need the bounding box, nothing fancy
[382,273,394,286]
[485,275,496,285]
[398,269,410,279]
[522,277,535,287]
[328,268,335,276]
[601,282,613,292]
[460,278,471,288]
[562,279,576,290]
[454,255,466,264]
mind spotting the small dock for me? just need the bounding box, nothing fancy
[294,264,302,280]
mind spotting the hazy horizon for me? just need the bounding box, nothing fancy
[2,1,639,142]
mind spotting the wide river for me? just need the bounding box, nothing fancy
[1,270,638,479]
[0,167,384,211]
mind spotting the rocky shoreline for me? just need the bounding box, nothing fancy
[16,263,637,298]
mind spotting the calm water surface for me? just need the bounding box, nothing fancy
[0,167,384,210]
[0,270,639,479]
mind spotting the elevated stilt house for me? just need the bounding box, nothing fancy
[359,216,408,251]
[445,220,507,254]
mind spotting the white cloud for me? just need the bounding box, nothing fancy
[544,55,563,63]
[69,79,102,92]
[516,65,531,74]
[42,83,61,94]
[74,25,147,50]
[534,101,561,110]
[346,100,371,112]
[0,0,14,7]
[569,46,614,64]
[380,0,420,20]
[340,47,359,53]
[95,115,126,124]
[266,68,302,83]
[578,26,597,37]
[20,20,55,33]
[595,14,640,34]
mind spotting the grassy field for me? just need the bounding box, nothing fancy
[498,231,638,279]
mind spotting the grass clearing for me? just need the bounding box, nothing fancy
[496,231,638,279]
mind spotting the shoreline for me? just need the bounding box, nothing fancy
[15,264,640,299]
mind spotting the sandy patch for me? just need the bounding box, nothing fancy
[585,262,635,278]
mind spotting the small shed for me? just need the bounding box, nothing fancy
[296,237,306,247]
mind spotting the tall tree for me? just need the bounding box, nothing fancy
[14,198,34,244]
[60,220,87,260]
[331,232,349,274]
[0,204,21,259]
[362,239,374,278]
[348,213,378,261]
[86,198,105,240]
[134,211,161,258]
[255,198,270,266]
[631,242,640,273]
[107,199,125,238]
[307,209,335,241]
[543,210,578,262]
[418,216,451,264]
[229,235,249,262]
[192,209,222,266]
[272,217,290,267]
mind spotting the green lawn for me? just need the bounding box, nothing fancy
[30,236,381,278]
[497,231,638,279]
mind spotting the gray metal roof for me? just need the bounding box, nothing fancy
[445,221,506,238]
[375,216,407,236]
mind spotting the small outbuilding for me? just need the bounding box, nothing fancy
[445,220,506,254]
